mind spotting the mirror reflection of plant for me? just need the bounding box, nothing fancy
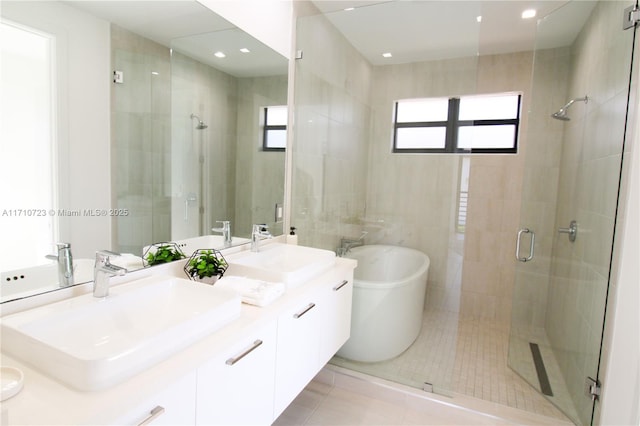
[145,244,185,266]
[186,250,228,280]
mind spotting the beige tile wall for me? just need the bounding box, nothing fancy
[169,50,238,240]
[460,52,533,325]
[367,52,537,323]
[114,27,287,251]
[510,47,572,331]
[112,25,172,254]
[235,75,288,236]
[544,2,633,423]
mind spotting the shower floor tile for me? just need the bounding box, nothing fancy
[331,309,572,422]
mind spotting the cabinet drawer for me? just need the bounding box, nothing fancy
[112,371,197,426]
[196,321,277,425]
[273,292,323,417]
[319,273,353,365]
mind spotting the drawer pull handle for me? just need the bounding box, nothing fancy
[225,340,263,365]
[138,406,165,425]
[333,280,349,291]
[293,302,316,319]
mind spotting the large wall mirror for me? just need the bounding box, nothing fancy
[0,1,288,303]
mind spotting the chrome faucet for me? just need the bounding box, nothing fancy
[251,224,272,252]
[46,242,74,287]
[338,231,367,257]
[212,220,232,247]
[93,250,127,298]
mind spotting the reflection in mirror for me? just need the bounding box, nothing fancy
[0,1,288,303]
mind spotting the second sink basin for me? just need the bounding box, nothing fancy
[0,275,240,391]
[226,243,336,288]
[171,235,250,256]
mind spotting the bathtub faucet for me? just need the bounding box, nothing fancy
[338,231,367,256]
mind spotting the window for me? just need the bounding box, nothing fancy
[393,93,521,154]
[263,106,287,150]
[1,20,57,269]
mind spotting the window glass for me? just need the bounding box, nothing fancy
[396,98,448,122]
[395,127,446,149]
[1,21,57,269]
[265,129,287,149]
[459,94,519,120]
[393,92,520,153]
[266,105,287,126]
[457,125,516,149]
[263,106,287,150]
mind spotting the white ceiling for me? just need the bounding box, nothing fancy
[64,0,597,73]
[64,0,287,77]
[311,0,597,65]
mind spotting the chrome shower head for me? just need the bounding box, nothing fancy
[190,113,208,129]
[551,96,588,121]
[551,110,570,121]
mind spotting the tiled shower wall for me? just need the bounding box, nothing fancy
[459,52,533,325]
[292,9,555,325]
[235,75,288,237]
[366,57,477,314]
[170,50,238,240]
[545,2,633,423]
[112,25,172,255]
[114,26,287,252]
[511,47,571,331]
[367,52,535,324]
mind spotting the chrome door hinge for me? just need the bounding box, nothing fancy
[623,5,640,30]
[585,376,602,401]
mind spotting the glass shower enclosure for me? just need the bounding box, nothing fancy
[508,1,636,424]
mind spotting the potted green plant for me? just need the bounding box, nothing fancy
[184,249,228,284]
[143,242,185,267]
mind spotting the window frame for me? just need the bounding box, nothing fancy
[262,106,287,151]
[392,93,521,154]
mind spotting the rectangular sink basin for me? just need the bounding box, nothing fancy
[0,275,240,391]
[226,243,336,288]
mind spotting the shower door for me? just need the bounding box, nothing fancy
[508,1,636,424]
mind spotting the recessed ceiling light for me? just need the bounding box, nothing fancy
[521,9,537,19]
[344,7,355,11]
[240,48,250,53]
[214,51,226,58]
[382,52,392,58]
[476,15,482,23]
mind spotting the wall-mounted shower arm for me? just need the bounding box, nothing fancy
[551,95,589,121]
[190,113,208,129]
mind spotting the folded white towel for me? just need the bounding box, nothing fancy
[216,276,285,307]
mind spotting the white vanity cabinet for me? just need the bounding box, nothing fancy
[273,267,354,418]
[195,320,278,425]
[111,371,197,426]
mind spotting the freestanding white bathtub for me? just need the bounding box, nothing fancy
[337,245,430,363]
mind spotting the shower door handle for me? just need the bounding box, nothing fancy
[184,193,197,221]
[515,228,535,262]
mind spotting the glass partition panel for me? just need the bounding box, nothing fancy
[291,1,482,397]
[508,1,634,424]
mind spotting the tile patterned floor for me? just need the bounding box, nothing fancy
[329,309,572,423]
